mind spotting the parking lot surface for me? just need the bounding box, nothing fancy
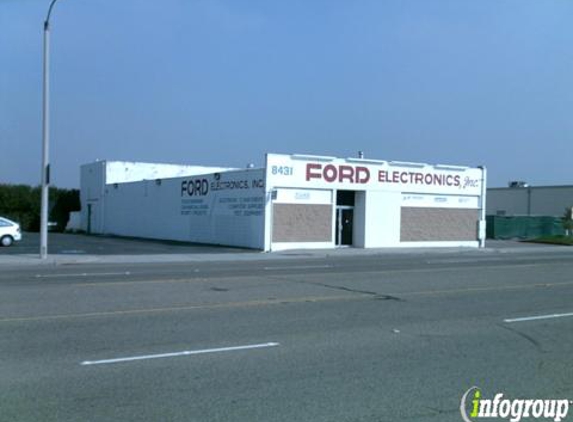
[0,232,251,256]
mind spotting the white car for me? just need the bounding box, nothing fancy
[0,217,22,247]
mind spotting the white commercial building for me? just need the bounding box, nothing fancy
[80,153,487,251]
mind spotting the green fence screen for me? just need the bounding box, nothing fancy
[486,216,565,239]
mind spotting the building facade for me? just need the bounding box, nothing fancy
[487,185,573,217]
[80,153,487,251]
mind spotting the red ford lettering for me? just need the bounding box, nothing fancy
[305,164,370,184]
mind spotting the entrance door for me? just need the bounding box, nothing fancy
[336,206,354,246]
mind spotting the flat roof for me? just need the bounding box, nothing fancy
[488,185,573,190]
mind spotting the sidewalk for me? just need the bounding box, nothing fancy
[1,240,571,267]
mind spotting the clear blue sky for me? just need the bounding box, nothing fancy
[1,0,572,188]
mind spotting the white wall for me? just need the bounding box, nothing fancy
[353,192,367,248]
[80,162,106,233]
[80,160,237,235]
[273,188,332,205]
[354,190,401,248]
[65,212,81,232]
[105,161,235,184]
[265,153,484,196]
[102,169,266,249]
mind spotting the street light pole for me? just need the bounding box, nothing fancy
[40,0,60,259]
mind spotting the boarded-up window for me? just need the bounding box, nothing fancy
[401,207,479,241]
[273,204,332,243]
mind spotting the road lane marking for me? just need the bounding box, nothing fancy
[38,262,568,288]
[355,263,561,276]
[0,294,368,323]
[2,280,573,324]
[35,271,131,278]
[263,265,333,270]
[425,257,506,264]
[81,342,280,366]
[504,312,573,323]
[399,280,573,297]
[73,277,208,287]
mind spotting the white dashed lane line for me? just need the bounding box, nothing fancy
[81,342,280,366]
[504,312,573,323]
[35,271,131,278]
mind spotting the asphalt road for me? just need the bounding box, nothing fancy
[1,250,572,421]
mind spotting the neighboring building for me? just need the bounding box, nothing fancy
[80,153,487,251]
[487,185,573,217]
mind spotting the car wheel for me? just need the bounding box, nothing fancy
[1,235,14,247]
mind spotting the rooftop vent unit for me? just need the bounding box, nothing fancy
[508,181,529,188]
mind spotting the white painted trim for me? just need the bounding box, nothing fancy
[479,166,487,248]
[291,154,336,161]
[271,240,479,251]
[398,241,480,248]
[271,241,334,251]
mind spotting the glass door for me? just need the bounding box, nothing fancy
[336,206,354,246]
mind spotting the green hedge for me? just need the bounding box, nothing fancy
[0,184,80,232]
